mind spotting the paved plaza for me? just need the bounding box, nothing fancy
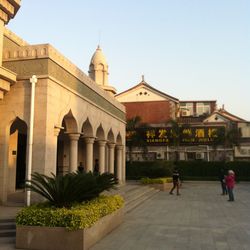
[91,182,250,250]
[1,181,250,250]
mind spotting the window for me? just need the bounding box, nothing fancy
[180,103,193,116]
[197,102,210,116]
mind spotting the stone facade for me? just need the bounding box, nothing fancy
[0,5,126,204]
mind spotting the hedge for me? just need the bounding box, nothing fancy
[140,177,172,184]
[126,161,173,179]
[16,195,124,230]
[126,161,250,181]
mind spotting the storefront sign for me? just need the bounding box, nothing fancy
[127,126,225,145]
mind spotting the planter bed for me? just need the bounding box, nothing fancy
[16,207,124,250]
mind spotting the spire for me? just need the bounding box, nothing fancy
[142,75,145,82]
[88,46,117,96]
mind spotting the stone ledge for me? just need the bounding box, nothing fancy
[16,207,124,250]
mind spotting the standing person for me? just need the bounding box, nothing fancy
[78,162,85,173]
[169,168,181,195]
[219,168,227,195]
[225,170,235,201]
[94,159,99,174]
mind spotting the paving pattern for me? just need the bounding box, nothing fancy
[91,182,250,250]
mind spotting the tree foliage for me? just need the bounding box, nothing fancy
[126,116,148,162]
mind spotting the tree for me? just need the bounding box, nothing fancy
[126,116,148,163]
[167,119,191,162]
[167,120,181,161]
[211,126,241,161]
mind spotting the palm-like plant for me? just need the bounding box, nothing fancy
[168,119,183,161]
[126,116,148,163]
[26,171,118,208]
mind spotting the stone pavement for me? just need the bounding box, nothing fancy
[1,182,250,250]
[91,182,250,250]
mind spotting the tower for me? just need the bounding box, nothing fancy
[89,45,116,96]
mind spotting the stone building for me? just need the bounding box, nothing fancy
[0,2,126,204]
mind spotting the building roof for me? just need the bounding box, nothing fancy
[180,100,217,103]
[116,76,179,103]
[204,108,247,123]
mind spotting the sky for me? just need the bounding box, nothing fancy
[7,0,250,120]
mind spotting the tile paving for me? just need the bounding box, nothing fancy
[1,181,250,250]
[91,181,250,250]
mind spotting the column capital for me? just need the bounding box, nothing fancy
[54,127,61,137]
[84,137,95,144]
[97,140,107,147]
[116,145,124,150]
[108,142,116,149]
[68,133,81,141]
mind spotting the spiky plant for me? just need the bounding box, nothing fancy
[25,171,118,208]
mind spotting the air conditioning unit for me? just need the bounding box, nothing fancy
[156,153,163,159]
[196,152,205,159]
[181,110,190,117]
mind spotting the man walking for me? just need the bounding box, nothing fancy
[169,168,181,195]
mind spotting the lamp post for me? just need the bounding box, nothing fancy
[26,75,37,206]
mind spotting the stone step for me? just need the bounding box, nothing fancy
[0,218,16,239]
[0,223,16,230]
[103,182,159,213]
[0,230,16,237]
[0,235,15,245]
[125,188,159,214]
[123,186,154,201]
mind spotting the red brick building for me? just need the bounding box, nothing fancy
[116,77,250,161]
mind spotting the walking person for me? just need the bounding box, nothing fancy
[169,168,181,195]
[219,168,227,195]
[225,170,235,201]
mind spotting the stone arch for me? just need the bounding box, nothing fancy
[82,118,94,137]
[89,63,94,71]
[56,110,78,175]
[116,132,123,145]
[107,129,115,143]
[96,124,105,141]
[62,110,78,133]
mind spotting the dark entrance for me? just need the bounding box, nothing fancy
[16,133,27,188]
[10,118,27,189]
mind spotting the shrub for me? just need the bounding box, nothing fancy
[16,195,124,230]
[25,171,118,208]
[126,161,174,179]
[141,177,172,184]
[126,160,250,181]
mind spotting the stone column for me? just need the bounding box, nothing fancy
[98,140,106,174]
[68,133,80,173]
[122,145,126,182]
[0,128,9,203]
[84,137,95,172]
[116,145,124,182]
[108,143,116,174]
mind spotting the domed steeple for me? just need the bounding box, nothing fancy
[90,45,108,69]
[89,45,116,96]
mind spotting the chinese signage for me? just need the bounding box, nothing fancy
[127,126,225,145]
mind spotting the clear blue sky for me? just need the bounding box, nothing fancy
[7,0,250,120]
